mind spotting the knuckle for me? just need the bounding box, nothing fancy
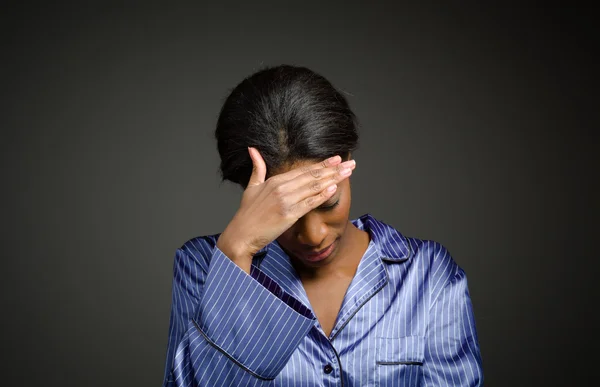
[280,202,295,218]
[264,177,276,189]
[270,176,282,185]
[304,196,315,207]
[337,169,348,179]
[276,204,289,217]
[309,168,322,179]
[283,198,295,214]
[272,184,285,197]
[310,181,321,192]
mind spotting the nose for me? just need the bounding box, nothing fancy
[294,212,328,247]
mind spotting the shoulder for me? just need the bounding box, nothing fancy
[406,237,463,299]
[362,213,462,286]
[407,237,460,278]
[362,213,459,276]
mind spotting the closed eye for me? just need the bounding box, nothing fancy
[318,199,339,211]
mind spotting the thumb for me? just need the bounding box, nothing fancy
[247,147,266,187]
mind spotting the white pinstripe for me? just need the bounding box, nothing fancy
[163,214,483,386]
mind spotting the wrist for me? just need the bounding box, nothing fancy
[216,231,253,273]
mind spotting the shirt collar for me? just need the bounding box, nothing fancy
[352,213,411,262]
[251,213,411,336]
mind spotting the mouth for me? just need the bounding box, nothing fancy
[300,240,338,263]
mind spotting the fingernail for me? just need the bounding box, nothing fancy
[327,184,337,193]
[342,160,356,168]
[340,168,352,176]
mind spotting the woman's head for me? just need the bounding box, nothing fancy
[215,65,359,189]
[215,65,367,269]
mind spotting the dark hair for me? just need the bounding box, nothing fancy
[215,65,359,188]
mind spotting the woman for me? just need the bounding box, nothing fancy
[163,65,483,386]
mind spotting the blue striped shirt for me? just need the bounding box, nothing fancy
[163,213,483,386]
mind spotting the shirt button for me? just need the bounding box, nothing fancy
[324,364,333,374]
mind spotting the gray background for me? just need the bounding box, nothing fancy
[2,2,596,386]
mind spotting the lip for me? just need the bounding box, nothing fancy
[301,240,337,262]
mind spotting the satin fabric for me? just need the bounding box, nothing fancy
[163,213,483,386]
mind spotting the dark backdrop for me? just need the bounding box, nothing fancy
[2,2,596,386]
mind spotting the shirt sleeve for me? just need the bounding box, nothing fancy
[423,265,484,386]
[163,239,316,386]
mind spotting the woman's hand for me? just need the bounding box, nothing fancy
[216,147,356,273]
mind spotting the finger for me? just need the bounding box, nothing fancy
[290,183,339,218]
[285,160,355,205]
[247,147,266,187]
[277,155,343,183]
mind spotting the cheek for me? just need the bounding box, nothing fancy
[330,205,349,223]
[319,207,350,232]
[323,188,351,225]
